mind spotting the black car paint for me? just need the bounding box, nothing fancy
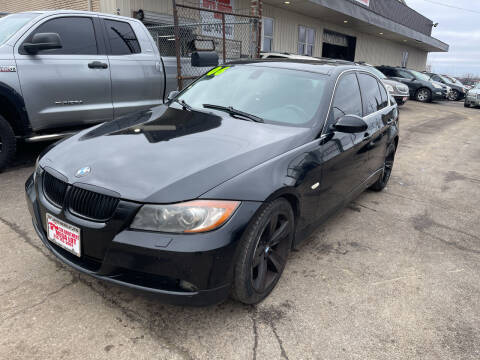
[376,66,444,101]
[26,60,399,305]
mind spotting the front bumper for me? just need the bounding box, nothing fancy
[465,95,480,106]
[25,172,261,306]
[393,95,409,105]
[432,89,445,101]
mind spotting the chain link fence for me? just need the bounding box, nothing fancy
[146,1,259,90]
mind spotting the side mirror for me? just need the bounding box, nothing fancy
[167,90,179,101]
[23,33,62,54]
[191,51,219,67]
[332,115,368,133]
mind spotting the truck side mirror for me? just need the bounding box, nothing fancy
[23,33,62,54]
[191,51,219,67]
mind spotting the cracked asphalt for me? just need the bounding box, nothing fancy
[1,100,479,359]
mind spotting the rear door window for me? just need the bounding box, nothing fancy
[22,16,97,55]
[377,81,388,109]
[357,73,382,116]
[328,72,363,129]
[104,19,141,55]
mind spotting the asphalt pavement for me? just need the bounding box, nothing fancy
[1,100,479,359]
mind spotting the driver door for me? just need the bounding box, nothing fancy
[14,15,113,132]
[314,71,370,221]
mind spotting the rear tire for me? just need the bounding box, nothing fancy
[370,143,396,192]
[0,115,16,172]
[415,88,432,103]
[464,101,470,108]
[231,198,294,304]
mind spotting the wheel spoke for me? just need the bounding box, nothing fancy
[268,214,278,238]
[253,258,267,291]
[253,245,264,266]
[268,250,285,273]
[269,220,288,246]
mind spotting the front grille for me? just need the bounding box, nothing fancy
[68,186,119,221]
[42,172,119,221]
[43,171,67,207]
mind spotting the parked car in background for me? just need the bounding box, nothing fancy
[464,82,480,108]
[26,59,399,305]
[423,72,466,101]
[0,10,214,171]
[376,66,445,103]
[359,64,409,105]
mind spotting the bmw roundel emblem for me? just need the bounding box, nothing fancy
[75,166,91,178]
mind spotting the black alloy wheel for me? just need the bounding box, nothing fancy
[232,198,294,304]
[370,143,396,191]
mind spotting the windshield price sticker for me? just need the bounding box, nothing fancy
[206,66,230,76]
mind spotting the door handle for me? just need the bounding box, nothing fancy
[88,61,108,69]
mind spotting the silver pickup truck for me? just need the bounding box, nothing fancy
[0,10,212,170]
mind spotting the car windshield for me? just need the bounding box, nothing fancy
[177,65,328,127]
[437,74,454,84]
[0,13,40,46]
[410,70,431,82]
[366,66,386,79]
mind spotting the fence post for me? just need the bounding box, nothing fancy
[221,13,227,64]
[172,0,183,90]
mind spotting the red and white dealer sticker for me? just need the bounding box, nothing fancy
[46,214,81,257]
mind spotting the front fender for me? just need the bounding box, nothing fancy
[200,140,319,202]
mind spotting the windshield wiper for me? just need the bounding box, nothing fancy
[203,104,264,123]
[173,98,193,111]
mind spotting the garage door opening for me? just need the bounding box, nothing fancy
[322,29,356,61]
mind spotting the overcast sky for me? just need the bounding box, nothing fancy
[406,0,480,76]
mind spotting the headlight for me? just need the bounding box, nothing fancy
[130,200,240,233]
[385,84,394,93]
[432,83,442,89]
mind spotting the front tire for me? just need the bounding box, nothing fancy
[415,88,432,103]
[0,115,16,172]
[370,143,396,191]
[450,90,460,101]
[232,198,294,304]
[464,101,470,108]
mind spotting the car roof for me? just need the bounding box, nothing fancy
[227,58,359,75]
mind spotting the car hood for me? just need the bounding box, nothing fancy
[40,105,310,203]
[381,79,409,93]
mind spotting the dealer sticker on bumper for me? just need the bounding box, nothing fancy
[46,214,81,257]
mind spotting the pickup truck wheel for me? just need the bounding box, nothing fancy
[0,115,16,172]
[370,143,396,191]
[415,88,432,103]
[231,198,294,304]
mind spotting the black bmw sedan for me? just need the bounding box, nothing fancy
[26,59,399,305]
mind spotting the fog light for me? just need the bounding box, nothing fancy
[179,280,198,292]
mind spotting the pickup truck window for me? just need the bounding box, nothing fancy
[178,65,327,127]
[0,13,39,46]
[22,17,97,55]
[104,19,141,55]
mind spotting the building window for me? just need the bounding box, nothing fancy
[262,17,274,52]
[298,26,314,56]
